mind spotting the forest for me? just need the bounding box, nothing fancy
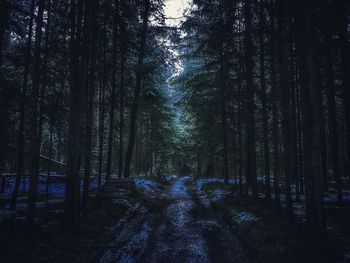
[0,0,349,262]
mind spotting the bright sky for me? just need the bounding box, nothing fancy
[164,0,191,27]
[161,0,191,77]
[163,1,191,120]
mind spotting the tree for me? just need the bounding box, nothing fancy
[244,0,258,198]
[64,0,88,229]
[10,0,35,210]
[124,0,151,178]
[26,0,45,223]
[105,0,119,183]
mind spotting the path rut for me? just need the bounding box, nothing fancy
[99,176,249,263]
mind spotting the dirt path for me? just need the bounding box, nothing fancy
[98,176,249,263]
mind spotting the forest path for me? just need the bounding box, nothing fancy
[98,176,250,263]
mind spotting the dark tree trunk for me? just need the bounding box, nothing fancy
[295,77,304,195]
[118,4,126,179]
[337,0,350,182]
[42,0,52,202]
[318,80,328,193]
[298,0,325,228]
[231,101,237,184]
[98,19,107,189]
[0,0,9,76]
[277,0,293,220]
[237,19,244,195]
[244,0,257,198]
[323,17,341,195]
[106,2,119,183]
[259,0,271,203]
[291,52,300,202]
[124,0,150,178]
[64,0,86,230]
[10,0,35,210]
[26,0,45,224]
[82,0,98,208]
[98,80,105,187]
[269,0,281,209]
[219,11,229,184]
[46,128,53,200]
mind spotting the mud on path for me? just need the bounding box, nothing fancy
[98,176,249,263]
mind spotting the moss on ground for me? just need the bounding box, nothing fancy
[0,179,138,263]
[202,183,342,263]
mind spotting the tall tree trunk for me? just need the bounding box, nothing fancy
[244,0,257,198]
[269,0,281,209]
[10,0,35,210]
[337,0,350,182]
[118,4,126,179]
[295,78,304,195]
[277,0,293,219]
[82,0,98,208]
[46,128,53,200]
[98,19,107,188]
[106,2,119,183]
[41,0,52,202]
[219,10,229,184]
[124,0,150,178]
[290,49,300,202]
[323,2,341,201]
[64,0,86,230]
[298,0,325,228]
[316,72,328,196]
[26,0,45,223]
[259,0,271,203]
[0,0,9,76]
[231,101,237,184]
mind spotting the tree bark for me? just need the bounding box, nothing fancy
[259,0,271,203]
[26,0,45,223]
[64,0,86,230]
[124,0,150,178]
[277,0,293,219]
[219,7,229,184]
[118,3,126,179]
[0,0,9,76]
[323,17,340,194]
[10,0,35,210]
[106,1,119,183]
[298,0,325,227]
[337,0,350,182]
[98,18,108,189]
[244,0,257,198]
[269,0,281,209]
[82,0,98,208]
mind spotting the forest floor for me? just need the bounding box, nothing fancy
[0,176,347,263]
[98,176,249,263]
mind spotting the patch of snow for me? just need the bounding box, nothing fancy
[212,189,227,202]
[134,179,160,194]
[167,200,193,227]
[324,191,350,204]
[170,176,190,198]
[196,178,237,191]
[232,211,258,223]
[163,174,178,181]
[0,176,104,199]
